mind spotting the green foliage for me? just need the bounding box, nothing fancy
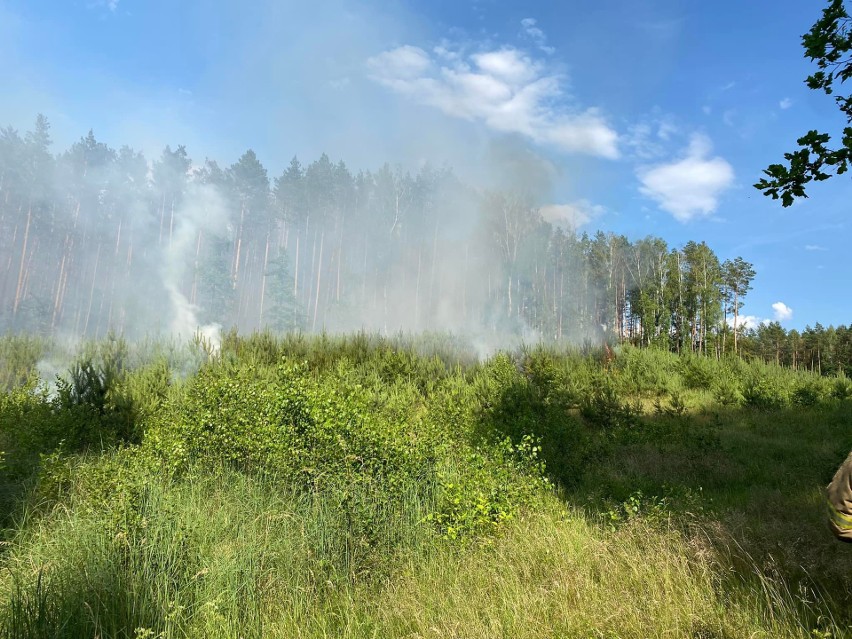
[654,390,688,417]
[713,373,743,406]
[831,372,852,399]
[145,360,430,489]
[742,375,791,410]
[143,342,549,545]
[792,379,830,407]
[606,346,677,397]
[0,334,49,391]
[428,436,548,541]
[679,354,716,390]
[580,376,642,429]
[2,333,852,636]
[756,0,852,205]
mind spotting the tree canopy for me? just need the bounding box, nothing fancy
[755,0,851,205]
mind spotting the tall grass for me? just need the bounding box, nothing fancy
[0,475,835,638]
[1,332,851,637]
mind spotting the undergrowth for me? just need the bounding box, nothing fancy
[0,333,850,638]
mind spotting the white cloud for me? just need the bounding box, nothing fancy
[520,18,556,54]
[733,315,766,330]
[727,303,793,329]
[637,133,734,222]
[772,301,793,322]
[779,97,792,110]
[540,200,605,229]
[805,244,827,251]
[367,42,619,158]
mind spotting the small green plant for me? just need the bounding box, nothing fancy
[679,355,715,390]
[713,375,742,406]
[580,377,642,429]
[792,381,825,407]
[742,376,790,410]
[831,373,852,400]
[654,390,688,417]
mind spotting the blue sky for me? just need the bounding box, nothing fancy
[2,0,850,330]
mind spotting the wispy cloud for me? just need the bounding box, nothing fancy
[520,18,555,54]
[367,30,619,159]
[805,244,827,251]
[637,133,734,222]
[772,301,793,322]
[779,97,792,110]
[624,112,681,160]
[88,0,119,11]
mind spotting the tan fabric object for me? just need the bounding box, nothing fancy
[827,451,852,542]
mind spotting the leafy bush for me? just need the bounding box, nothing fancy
[679,355,716,390]
[712,372,742,406]
[145,361,432,490]
[428,436,548,541]
[832,374,852,400]
[792,379,829,407]
[742,376,790,410]
[580,376,642,429]
[616,346,678,396]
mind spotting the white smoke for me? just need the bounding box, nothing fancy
[162,183,230,348]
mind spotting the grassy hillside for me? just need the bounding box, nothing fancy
[0,332,850,638]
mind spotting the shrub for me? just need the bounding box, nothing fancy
[742,376,789,410]
[679,355,716,390]
[792,380,828,407]
[616,346,677,396]
[427,435,548,541]
[832,374,852,400]
[580,376,642,429]
[712,372,742,406]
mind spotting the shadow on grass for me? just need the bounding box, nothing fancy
[477,377,852,622]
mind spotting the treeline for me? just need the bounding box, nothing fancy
[738,322,852,376]
[0,114,768,354]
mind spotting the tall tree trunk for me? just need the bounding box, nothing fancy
[83,243,101,335]
[294,233,300,300]
[733,290,739,355]
[415,247,422,330]
[52,247,68,329]
[312,232,324,332]
[259,231,270,326]
[13,204,32,315]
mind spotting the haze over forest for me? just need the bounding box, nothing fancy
[1,115,763,355]
[1,0,850,350]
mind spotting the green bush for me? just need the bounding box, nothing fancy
[428,436,548,541]
[679,355,716,390]
[792,380,827,407]
[616,346,678,396]
[742,376,790,410]
[144,360,433,490]
[712,372,742,406]
[831,374,852,400]
[580,376,642,429]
